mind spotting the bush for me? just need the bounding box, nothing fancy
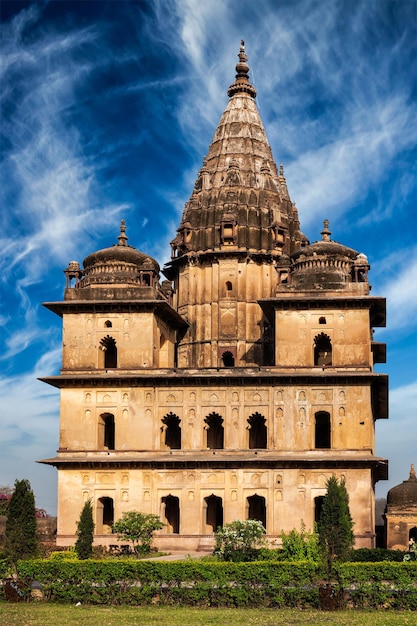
[112,512,163,555]
[349,548,405,562]
[75,500,94,559]
[4,479,38,563]
[12,558,417,609]
[214,519,266,561]
[280,522,320,562]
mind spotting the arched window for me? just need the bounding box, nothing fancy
[222,351,235,367]
[409,527,417,544]
[100,336,117,368]
[162,413,181,449]
[98,413,115,450]
[204,413,224,449]
[105,320,112,328]
[96,497,114,534]
[247,412,267,449]
[315,411,331,448]
[247,494,266,530]
[314,496,325,524]
[226,281,233,291]
[319,316,326,325]
[162,495,180,534]
[204,494,223,532]
[314,333,332,366]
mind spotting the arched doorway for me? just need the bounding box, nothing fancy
[162,413,181,449]
[205,413,224,449]
[162,495,180,534]
[100,336,117,368]
[315,411,331,448]
[247,494,266,530]
[314,333,332,366]
[314,495,325,524]
[99,413,115,450]
[248,413,267,449]
[204,494,223,532]
[96,497,114,534]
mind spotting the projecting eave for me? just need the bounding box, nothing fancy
[42,299,188,331]
[37,451,388,481]
[259,296,386,327]
[39,369,389,389]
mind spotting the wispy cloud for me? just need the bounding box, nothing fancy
[376,379,417,495]
[0,0,415,514]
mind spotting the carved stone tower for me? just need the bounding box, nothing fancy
[164,41,307,369]
[40,43,388,551]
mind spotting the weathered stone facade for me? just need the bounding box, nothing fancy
[40,43,388,551]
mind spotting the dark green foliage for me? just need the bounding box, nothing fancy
[4,479,37,563]
[349,548,405,562]
[75,500,94,560]
[13,559,417,609]
[318,476,354,576]
[112,512,163,555]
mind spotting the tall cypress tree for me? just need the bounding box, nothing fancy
[75,500,95,559]
[5,479,38,562]
[318,476,354,576]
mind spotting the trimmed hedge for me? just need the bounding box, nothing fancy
[335,562,417,610]
[7,559,417,609]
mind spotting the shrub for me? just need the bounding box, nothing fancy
[4,479,38,563]
[112,511,163,555]
[280,522,320,562]
[349,548,405,562]
[214,519,266,561]
[318,476,354,575]
[75,500,94,559]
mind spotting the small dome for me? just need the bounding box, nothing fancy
[81,220,160,287]
[289,220,360,290]
[387,465,417,510]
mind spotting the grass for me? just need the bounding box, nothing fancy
[0,605,416,626]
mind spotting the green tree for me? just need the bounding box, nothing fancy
[4,479,37,562]
[280,521,320,561]
[214,519,266,561]
[318,476,354,576]
[75,500,94,559]
[112,511,163,555]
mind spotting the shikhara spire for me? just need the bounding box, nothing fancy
[167,42,306,264]
[227,40,257,99]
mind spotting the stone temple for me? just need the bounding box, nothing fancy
[40,42,388,551]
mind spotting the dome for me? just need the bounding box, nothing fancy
[288,220,362,291]
[81,220,160,287]
[291,220,359,262]
[387,465,417,510]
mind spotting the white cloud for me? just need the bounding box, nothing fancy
[376,379,417,497]
[371,247,417,333]
[0,347,61,513]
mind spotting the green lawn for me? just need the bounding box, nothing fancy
[1,605,416,626]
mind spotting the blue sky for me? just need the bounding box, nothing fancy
[0,0,416,515]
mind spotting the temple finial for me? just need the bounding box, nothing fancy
[228,41,257,99]
[117,219,128,246]
[321,219,331,242]
[410,464,416,480]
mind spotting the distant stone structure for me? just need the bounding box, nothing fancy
[39,42,388,551]
[0,516,56,546]
[385,465,417,550]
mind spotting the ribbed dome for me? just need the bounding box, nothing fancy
[387,465,417,509]
[288,220,369,291]
[82,220,159,287]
